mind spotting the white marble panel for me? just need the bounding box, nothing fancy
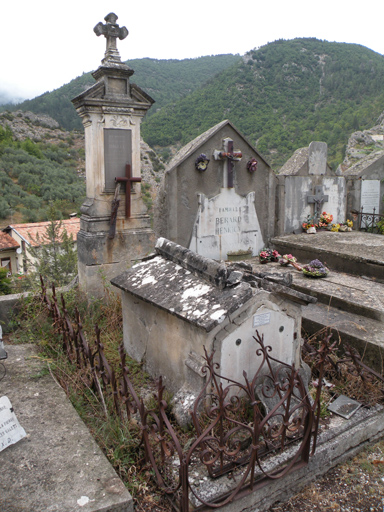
[189,188,265,260]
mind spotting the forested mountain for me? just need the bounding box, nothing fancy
[0,112,85,226]
[142,38,384,169]
[2,39,384,170]
[0,55,240,132]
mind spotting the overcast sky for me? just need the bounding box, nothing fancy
[2,0,384,103]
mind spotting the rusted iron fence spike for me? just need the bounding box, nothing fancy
[39,276,357,511]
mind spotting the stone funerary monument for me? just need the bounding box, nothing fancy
[72,13,155,297]
[112,238,314,406]
[156,120,277,260]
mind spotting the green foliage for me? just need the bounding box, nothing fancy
[2,40,384,172]
[0,267,11,295]
[0,140,85,221]
[0,124,13,153]
[2,55,240,132]
[26,207,78,286]
[141,39,384,170]
[20,138,43,159]
[377,218,384,235]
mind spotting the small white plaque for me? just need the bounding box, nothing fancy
[253,313,271,328]
[0,396,27,452]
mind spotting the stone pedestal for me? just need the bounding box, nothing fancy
[72,14,155,297]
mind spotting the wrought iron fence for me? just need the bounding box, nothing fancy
[39,277,332,511]
[352,207,384,234]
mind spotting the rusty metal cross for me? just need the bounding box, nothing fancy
[94,13,128,64]
[115,164,141,218]
[213,138,242,188]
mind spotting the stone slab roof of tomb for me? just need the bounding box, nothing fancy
[111,238,315,332]
[111,238,253,332]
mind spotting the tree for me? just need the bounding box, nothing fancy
[27,207,78,286]
[0,267,11,295]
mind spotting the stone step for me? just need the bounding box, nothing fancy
[1,344,133,512]
[301,302,384,372]
[250,257,384,373]
[289,273,384,323]
[271,231,384,282]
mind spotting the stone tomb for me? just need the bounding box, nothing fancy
[111,238,313,404]
[277,141,346,234]
[156,120,277,260]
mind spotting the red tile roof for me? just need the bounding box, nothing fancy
[7,218,80,247]
[0,231,20,251]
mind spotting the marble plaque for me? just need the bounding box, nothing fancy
[220,307,296,388]
[104,129,132,191]
[361,180,380,213]
[0,396,26,452]
[323,178,346,224]
[308,141,327,175]
[189,188,265,260]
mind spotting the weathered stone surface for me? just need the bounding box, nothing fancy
[111,252,253,333]
[156,120,277,258]
[182,405,384,511]
[0,344,132,512]
[72,14,155,298]
[256,233,384,370]
[112,238,312,398]
[277,142,346,234]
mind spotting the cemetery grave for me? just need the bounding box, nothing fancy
[2,10,384,512]
[2,262,384,511]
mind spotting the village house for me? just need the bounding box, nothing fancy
[0,231,20,275]
[2,218,80,275]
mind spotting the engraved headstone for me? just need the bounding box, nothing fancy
[0,396,26,452]
[189,188,262,260]
[157,120,277,260]
[361,180,381,213]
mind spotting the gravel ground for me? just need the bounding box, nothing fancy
[270,440,384,512]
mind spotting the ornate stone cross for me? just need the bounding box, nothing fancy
[307,185,329,222]
[115,164,141,218]
[94,13,128,64]
[213,138,242,188]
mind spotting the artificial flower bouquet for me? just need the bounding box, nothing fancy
[302,215,318,231]
[259,248,281,264]
[302,259,329,278]
[279,254,302,271]
[318,211,333,228]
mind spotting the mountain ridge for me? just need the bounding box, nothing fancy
[2,39,384,169]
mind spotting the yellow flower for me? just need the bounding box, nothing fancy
[346,219,353,228]
[331,223,340,232]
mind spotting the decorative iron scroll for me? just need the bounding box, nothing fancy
[39,277,329,511]
[354,207,384,233]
